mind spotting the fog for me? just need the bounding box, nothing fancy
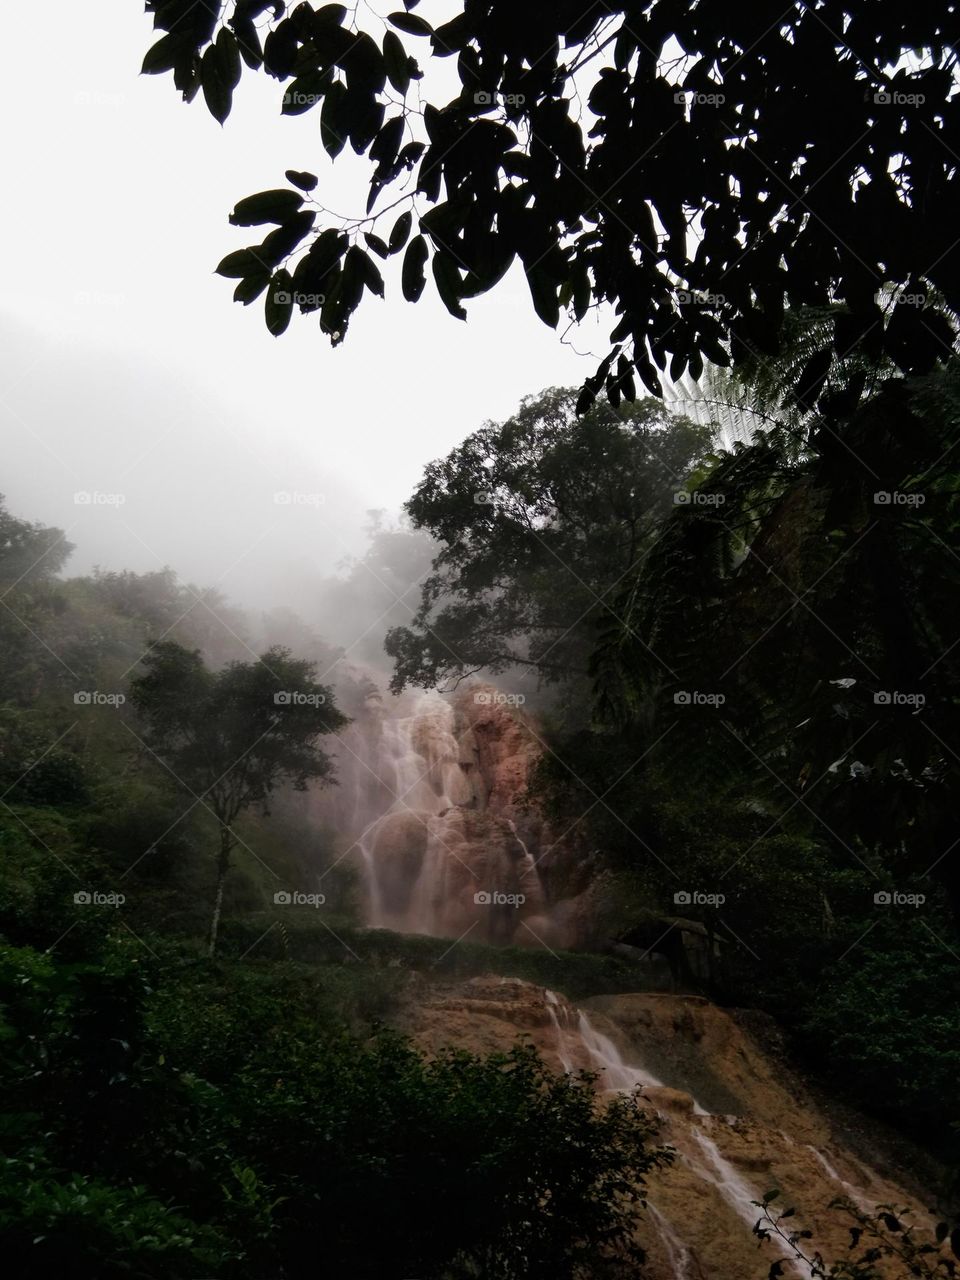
[0,0,595,628]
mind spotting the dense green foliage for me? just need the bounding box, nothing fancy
[385,386,710,699]
[141,2,958,408]
[130,640,348,952]
[0,932,665,1279]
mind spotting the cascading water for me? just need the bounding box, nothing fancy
[344,691,546,940]
[542,990,816,1280]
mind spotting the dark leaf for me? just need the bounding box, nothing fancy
[432,252,467,319]
[216,27,242,91]
[216,247,270,278]
[383,30,411,95]
[389,210,413,254]
[233,273,271,304]
[285,169,318,192]
[388,11,433,36]
[525,264,560,328]
[265,268,295,335]
[201,44,233,124]
[401,234,429,302]
[229,189,305,226]
[142,32,188,75]
[364,232,390,259]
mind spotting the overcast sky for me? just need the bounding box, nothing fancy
[0,1,599,606]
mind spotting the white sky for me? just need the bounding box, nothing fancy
[0,0,599,606]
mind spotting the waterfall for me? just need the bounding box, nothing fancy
[344,690,545,940]
[542,990,819,1280]
[645,1203,697,1279]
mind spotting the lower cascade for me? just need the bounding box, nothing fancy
[403,977,934,1280]
[314,683,937,1277]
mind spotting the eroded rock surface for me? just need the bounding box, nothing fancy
[399,977,939,1280]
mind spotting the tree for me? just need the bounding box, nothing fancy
[129,641,348,953]
[593,353,960,918]
[0,496,72,586]
[385,385,711,694]
[140,2,959,401]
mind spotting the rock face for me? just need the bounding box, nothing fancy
[399,977,939,1280]
[318,684,590,944]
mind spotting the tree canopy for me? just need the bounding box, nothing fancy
[130,640,348,950]
[142,1,959,404]
[384,385,710,693]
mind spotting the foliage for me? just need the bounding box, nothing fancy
[0,936,668,1279]
[141,2,958,401]
[755,1191,960,1279]
[593,365,960,918]
[129,640,350,951]
[129,640,348,815]
[386,386,711,694]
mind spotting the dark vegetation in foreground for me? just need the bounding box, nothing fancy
[0,928,665,1279]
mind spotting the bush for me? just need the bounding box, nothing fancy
[0,938,668,1279]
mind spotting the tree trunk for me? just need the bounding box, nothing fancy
[208,824,234,957]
